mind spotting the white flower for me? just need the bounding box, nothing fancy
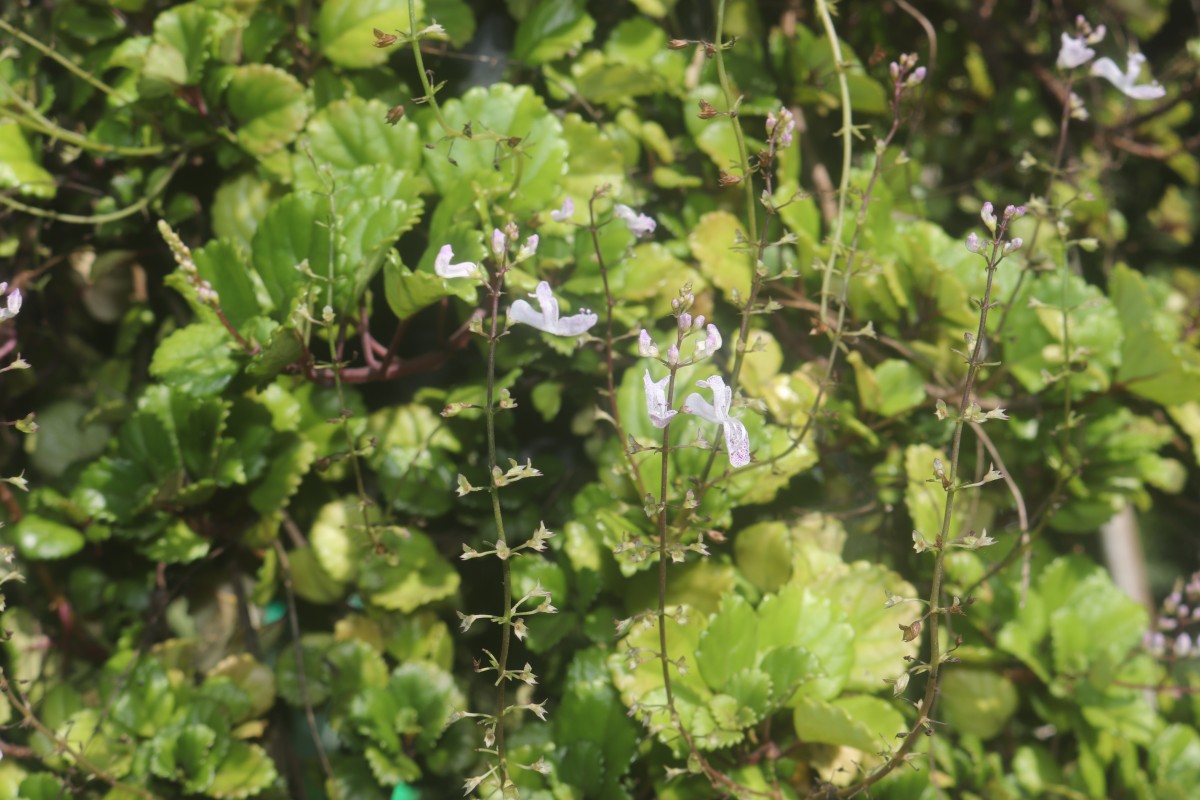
[0,283,22,321]
[508,281,597,336]
[434,245,478,279]
[965,232,982,253]
[550,197,575,222]
[491,228,507,257]
[693,323,722,360]
[644,369,676,428]
[613,204,656,237]
[682,376,750,468]
[981,202,996,233]
[1091,52,1165,100]
[1057,34,1095,70]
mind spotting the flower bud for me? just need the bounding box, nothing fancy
[1004,238,1024,254]
[678,313,692,332]
[667,344,679,366]
[966,232,982,253]
[491,228,506,256]
[981,202,997,233]
[638,329,659,358]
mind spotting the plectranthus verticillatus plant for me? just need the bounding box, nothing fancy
[440,222,595,796]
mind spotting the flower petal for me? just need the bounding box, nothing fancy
[722,418,751,468]
[552,310,598,336]
[550,197,575,222]
[508,299,545,330]
[681,392,719,425]
[644,369,677,428]
[532,281,559,328]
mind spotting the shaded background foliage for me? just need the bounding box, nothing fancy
[1,0,1199,798]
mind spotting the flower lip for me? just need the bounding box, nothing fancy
[507,281,598,336]
[1091,52,1166,100]
[613,204,657,237]
[644,369,677,428]
[1057,33,1095,70]
[681,375,750,467]
[434,244,478,279]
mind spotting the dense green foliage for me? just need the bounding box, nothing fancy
[1,0,1199,798]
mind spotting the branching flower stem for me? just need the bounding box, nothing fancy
[482,261,516,790]
[713,0,756,236]
[838,219,1018,797]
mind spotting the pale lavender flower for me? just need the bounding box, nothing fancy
[766,107,795,148]
[1091,52,1166,100]
[434,245,478,279]
[491,228,507,257]
[1057,34,1095,70]
[550,197,575,222]
[644,369,676,428]
[682,376,750,468]
[613,204,656,237]
[0,283,21,322]
[693,323,722,360]
[966,232,982,253]
[508,281,597,336]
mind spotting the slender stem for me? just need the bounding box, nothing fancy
[0,153,186,224]
[0,19,133,103]
[484,266,513,790]
[813,0,854,324]
[713,0,756,236]
[0,95,167,156]
[407,0,451,133]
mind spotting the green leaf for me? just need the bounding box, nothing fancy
[208,741,278,799]
[212,172,277,252]
[689,210,752,303]
[511,0,595,65]
[149,323,240,397]
[192,239,260,331]
[725,668,772,721]
[225,64,309,156]
[295,98,424,184]
[1050,571,1148,683]
[422,84,567,215]
[940,668,1019,740]
[696,593,758,690]
[1111,263,1200,405]
[14,514,85,560]
[26,399,110,478]
[1151,725,1200,797]
[757,584,855,701]
[209,654,277,720]
[0,121,55,199]
[250,192,332,317]
[150,724,218,793]
[288,546,346,604]
[17,774,67,800]
[558,649,639,784]
[359,528,460,612]
[316,0,411,69]
[793,695,904,752]
[247,431,316,515]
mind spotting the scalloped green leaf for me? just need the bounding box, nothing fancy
[512,0,595,65]
[149,323,240,398]
[208,741,278,799]
[793,695,903,752]
[294,98,424,186]
[359,528,460,612]
[1111,263,1200,405]
[757,584,855,701]
[940,668,1019,740]
[14,514,85,561]
[689,210,752,303]
[0,121,55,199]
[250,192,333,317]
[192,239,261,331]
[422,83,567,215]
[209,654,277,720]
[316,0,411,69]
[696,593,757,690]
[150,724,218,793]
[225,64,309,156]
[247,432,316,515]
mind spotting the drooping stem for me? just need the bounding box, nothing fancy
[713,0,756,236]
